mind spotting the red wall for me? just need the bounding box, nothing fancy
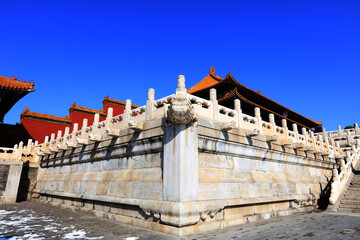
[70,111,106,131]
[21,118,70,143]
[103,102,126,117]
[19,104,122,144]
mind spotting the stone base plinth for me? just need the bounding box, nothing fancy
[33,192,317,236]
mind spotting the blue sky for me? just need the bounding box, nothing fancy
[1,1,359,130]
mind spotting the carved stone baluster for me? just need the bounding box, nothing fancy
[254,107,262,134]
[338,125,342,137]
[89,113,102,141]
[49,133,58,152]
[146,88,155,121]
[210,88,218,121]
[302,128,309,147]
[66,124,78,147]
[355,123,360,135]
[234,99,242,128]
[269,114,276,135]
[77,119,89,145]
[122,99,131,129]
[292,124,299,142]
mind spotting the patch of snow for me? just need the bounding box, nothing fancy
[8,233,45,240]
[63,230,103,239]
[44,225,59,233]
[0,210,16,216]
[62,225,76,230]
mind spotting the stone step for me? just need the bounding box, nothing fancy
[349,183,360,188]
[338,207,360,213]
[349,182,360,187]
[341,199,360,204]
[345,190,360,193]
[343,194,360,201]
[344,193,360,198]
[351,179,360,184]
[339,203,360,209]
[340,200,360,208]
[346,187,360,191]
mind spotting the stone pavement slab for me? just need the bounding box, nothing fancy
[1,202,360,240]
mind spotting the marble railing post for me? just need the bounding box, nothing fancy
[50,133,55,144]
[146,88,155,121]
[234,99,242,128]
[105,107,119,137]
[355,123,360,135]
[26,139,32,152]
[89,113,101,141]
[269,114,276,134]
[94,113,99,126]
[66,124,78,147]
[77,119,88,145]
[318,135,324,149]
[64,127,70,136]
[163,75,198,202]
[302,128,309,144]
[57,130,62,140]
[210,88,218,121]
[82,119,88,134]
[338,125,342,137]
[254,107,262,133]
[340,159,346,172]
[346,131,354,145]
[281,119,288,137]
[292,124,299,141]
[322,127,330,145]
[123,99,131,127]
[42,136,49,152]
[107,107,113,125]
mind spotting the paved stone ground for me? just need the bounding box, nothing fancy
[1,202,360,240]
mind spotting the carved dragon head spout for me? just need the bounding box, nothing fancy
[167,75,197,125]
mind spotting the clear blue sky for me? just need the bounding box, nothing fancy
[1,1,359,130]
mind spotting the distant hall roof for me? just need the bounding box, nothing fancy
[21,108,71,124]
[0,76,35,92]
[187,67,322,130]
[0,75,35,122]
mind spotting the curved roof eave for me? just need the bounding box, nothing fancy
[193,75,322,127]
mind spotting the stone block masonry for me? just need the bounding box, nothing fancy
[26,75,357,236]
[0,165,10,196]
[0,160,23,203]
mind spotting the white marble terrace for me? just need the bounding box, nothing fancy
[2,75,360,208]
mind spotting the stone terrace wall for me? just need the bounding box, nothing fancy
[0,160,23,203]
[34,118,163,206]
[197,118,334,226]
[0,165,10,197]
[29,75,349,236]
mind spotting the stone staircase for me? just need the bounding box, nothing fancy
[338,173,360,213]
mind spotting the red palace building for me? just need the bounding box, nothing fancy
[0,75,139,146]
[20,96,139,143]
